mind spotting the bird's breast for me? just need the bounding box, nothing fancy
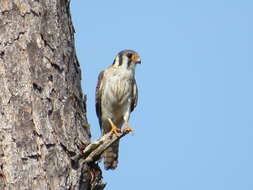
[103,75,131,106]
[101,71,133,122]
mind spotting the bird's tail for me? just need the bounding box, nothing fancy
[103,140,119,170]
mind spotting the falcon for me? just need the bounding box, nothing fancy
[95,50,141,170]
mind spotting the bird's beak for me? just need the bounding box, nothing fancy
[132,55,141,64]
[136,58,141,64]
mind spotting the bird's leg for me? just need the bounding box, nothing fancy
[123,120,134,133]
[108,118,121,137]
[123,112,134,133]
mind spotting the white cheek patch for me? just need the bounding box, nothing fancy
[121,56,129,68]
[114,56,120,66]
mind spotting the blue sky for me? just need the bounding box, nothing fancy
[71,1,253,189]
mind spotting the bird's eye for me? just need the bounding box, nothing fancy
[127,53,132,59]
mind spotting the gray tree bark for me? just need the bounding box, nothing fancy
[0,0,104,189]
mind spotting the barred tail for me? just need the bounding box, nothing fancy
[103,140,119,170]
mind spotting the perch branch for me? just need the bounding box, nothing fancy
[71,130,130,166]
[70,131,130,190]
[83,131,129,163]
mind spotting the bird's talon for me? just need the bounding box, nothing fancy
[123,125,134,133]
[108,119,121,137]
[109,127,121,137]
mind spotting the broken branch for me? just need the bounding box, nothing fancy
[83,131,129,163]
[72,130,130,167]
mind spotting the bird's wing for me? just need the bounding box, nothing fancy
[95,70,104,128]
[131,78,138,112]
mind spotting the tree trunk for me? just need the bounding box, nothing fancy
[0,0,102,189]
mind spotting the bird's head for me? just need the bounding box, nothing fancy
[112,50,141,70]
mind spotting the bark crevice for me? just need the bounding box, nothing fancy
[0,0,103,189]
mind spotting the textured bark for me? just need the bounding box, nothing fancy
[0,0,103,189]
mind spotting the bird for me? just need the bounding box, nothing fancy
[95,49,141,170]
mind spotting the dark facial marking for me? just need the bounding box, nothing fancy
[126,53,132,59]
[118,54,123,66]
[127,53,132,68]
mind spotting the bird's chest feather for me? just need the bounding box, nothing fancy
[102,71,132,113]
[105,77,131,104]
